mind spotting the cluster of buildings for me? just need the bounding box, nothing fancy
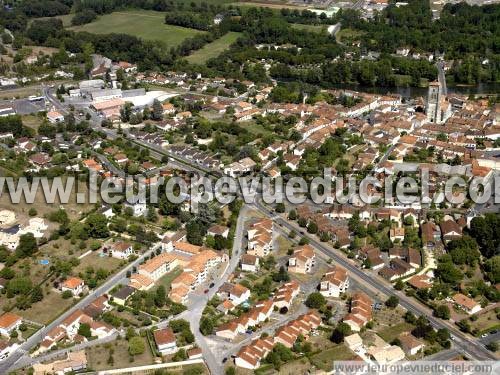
[0,213,48,250]
[37,296,114,354]
[215,280,300,341]
[125,239,225,305]
[234,310,321,369]
[343,292,373,332]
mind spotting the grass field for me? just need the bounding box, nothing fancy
[291,23,326,33]
[156,266,183,292]
[68,10,205,48]
[377,322,415,342]
[232,1,310,10]
[309,344,356,370]
[186,32,242,64]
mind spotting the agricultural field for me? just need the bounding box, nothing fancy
[68,10,205,48]
[186,32,242,64]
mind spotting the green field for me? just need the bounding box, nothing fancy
[68,10,205,48]
[186,32,242,64]
[291,23,326,33]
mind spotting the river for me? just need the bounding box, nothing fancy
[331,82,500,98]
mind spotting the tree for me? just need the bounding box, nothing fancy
[200,316,214,336]
[486,342,498,352]
[275,203,285,213]
[152,99,163,121]
[307,221,318,234]
[30,285,43,303]
[16,233,38,258]
[272,266,290,282]
[186,220,204,246]
[433,305,450,320]
[305,292,326,309]
[435,259,463,285]
[288,209,297,220]
[128,336,145,356]
[172,348,187,361]
[85,213,109,238]
[155,285,166,307]
[78,323,92,338]
[331,322,352,344]
[457,319,471,333]
[385,295,399,308]
[394,280,405,290]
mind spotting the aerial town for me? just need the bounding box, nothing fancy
[0,0,497,374]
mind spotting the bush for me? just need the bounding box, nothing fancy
[305,292,326,309]
[71,10,98,26]
[385,295,399,308]
[61,290,73,299]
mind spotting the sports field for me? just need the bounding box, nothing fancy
[185,32,242,64]
[68,10,205,48]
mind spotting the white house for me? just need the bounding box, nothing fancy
[47,110,64,124]
[229,284,251,306]
[108,241,133,259]
[241,254,259,272]
[452,293,482,315]
[0,313,22,337]
[0,340,19,361]
[124,199,147,217]
[154,327,178,355]
[319,266,349,298]
[61,277,85,297]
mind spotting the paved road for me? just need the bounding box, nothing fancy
[11,332,119,371]
[251,198,497,361]
[181,204,248,375]
[437,61,447,96]
[38,86,498,364]
[0,243,161,373]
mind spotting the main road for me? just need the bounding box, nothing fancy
[251,198,497,362]
[40,85,497,364]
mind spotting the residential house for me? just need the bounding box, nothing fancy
[452,293,482,315]
[343,292,372,332]
[153,327,177,355]
[247,218,273,258]
[398,332,424,356]
[440,220,462,243]
[61,277,85,297]
[47,110,64,124]
[0,312,22,337]
[107,241,133,259]
[241,254,259,272]
[273,280,300,309]
[207,224,229,238]
[0,340,18,361]
[112,285,136,306]
[319,266,349,298]
[420,222,441,249]
[288,245,315,274]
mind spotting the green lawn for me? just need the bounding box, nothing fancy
[291,23,326,33]
[156,267,183,292]
[377,322,415,342]
[186,32,242,64]
[309,344,356,371]
[68,10,205,48]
